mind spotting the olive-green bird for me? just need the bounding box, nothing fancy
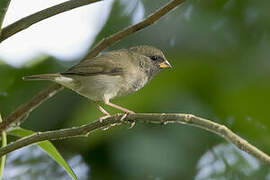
[23,45,171,120]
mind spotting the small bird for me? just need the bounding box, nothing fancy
[23,45,171,120]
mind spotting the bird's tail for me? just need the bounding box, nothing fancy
[23,73,76,89]
[23,74,60,81]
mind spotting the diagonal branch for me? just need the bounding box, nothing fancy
[0,0,102,42]
[0,0,11,35]
[84,0,185,59]
[0,0,185,131]
[0,84,64,130]
[1,113,270,164]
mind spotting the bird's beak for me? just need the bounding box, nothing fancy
[159,60,172,69]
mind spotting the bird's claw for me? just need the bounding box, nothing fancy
[119,113,135,129]
[99,115,111,123]
[120,113,127,121]
[128,121,136,129]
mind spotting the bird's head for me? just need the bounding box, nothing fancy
[129,45,171,70]
[129,45,171,80]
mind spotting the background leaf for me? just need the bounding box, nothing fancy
[8,127,78,180]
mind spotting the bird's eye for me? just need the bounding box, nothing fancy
[151,56,158,61]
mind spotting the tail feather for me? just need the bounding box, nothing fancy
[23,74,60,81]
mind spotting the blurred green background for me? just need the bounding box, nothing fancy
[1,0,270,179]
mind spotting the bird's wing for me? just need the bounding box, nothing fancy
[62,50,129,76]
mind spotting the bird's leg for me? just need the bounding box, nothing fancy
[105,101,136,127]
[105,101,135,114]
[93,102,111,122]
[96,104,110,116]
[102,101,136,129]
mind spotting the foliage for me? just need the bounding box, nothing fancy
[8,127,78,180]
[1,0,270,179]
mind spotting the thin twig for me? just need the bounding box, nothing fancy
[0,0,101,42]
[0,0,185,131]
[2,113,270,164]
[0,85,64,130]
[84,0,185,59]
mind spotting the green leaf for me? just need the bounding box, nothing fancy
[7,127,78,180]
[0,114,6,180]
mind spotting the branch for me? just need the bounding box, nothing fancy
[0,0,185,131]
[0,84,64,130]
[0,0,11,35]
[84,0,185,59]
[1,113,270,164]
[0,0,102,42]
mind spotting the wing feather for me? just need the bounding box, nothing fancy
[61,50,129,76]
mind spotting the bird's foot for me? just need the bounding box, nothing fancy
[99,115,111,123]
[128,121,136,129]
[120,113,127,121]
[119,113,136,129]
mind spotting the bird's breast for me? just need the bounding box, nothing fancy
[71,74,122,102]
[116,71,149,97]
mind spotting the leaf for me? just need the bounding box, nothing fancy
[7,127,78,180]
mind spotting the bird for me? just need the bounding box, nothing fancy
[23,45,171,121]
